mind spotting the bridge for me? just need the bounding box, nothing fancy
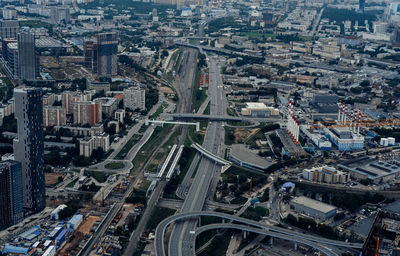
[154,211,363,256]
[145,119,200,132]
[191,143,231,171]
[196,224,338,256]
[169,113,281,123]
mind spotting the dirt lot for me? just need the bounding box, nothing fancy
[159,86,174,95]
[77,216,101,235]
[45,173,64,186]
[116,203,136,227]
[234,128,259,143]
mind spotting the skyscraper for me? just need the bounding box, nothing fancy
[0,160,23,230]
[18,32,38,81]
[97,32,118,77]
[359,0,365,13]
[13,87,45,213]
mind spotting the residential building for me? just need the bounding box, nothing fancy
[0,20,19,39]
[123,87,145,111]
[0,160,23,231]
[72,101,102,125]
[13,87,45,213]
[43,106,66,127]
[115,109,125,123]
[79,133,110,157]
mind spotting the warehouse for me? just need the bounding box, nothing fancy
[290,196,337,221]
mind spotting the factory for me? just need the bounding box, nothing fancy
[290,196,337,221]
[302,165,350,184]
[338,157,400,184]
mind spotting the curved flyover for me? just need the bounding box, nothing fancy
[195,223,339,256]
[154,211,363,256]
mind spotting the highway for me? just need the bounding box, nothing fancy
[170,113,281,123]
[155,211,363,256]
[167,56,228,256]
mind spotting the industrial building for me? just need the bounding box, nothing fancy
[228,144,273,172]
[301,125,332,150]
[290,196,337,221]
[302,165,350,184]
[241,102,280,117]
[324,127,364,151]
[338,158,400,184]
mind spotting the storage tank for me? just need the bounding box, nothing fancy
[380,138,389,147]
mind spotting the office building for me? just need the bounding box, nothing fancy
[290,196,337,221]
[18,32,38,81]
[13,87,45,213]
[123,87,145,111]
[43,106,66,127]
[72,100,102,125]
[0,160,23,230]
[97,32,118,77]
[241,102,279,117]
[0,20,19,39]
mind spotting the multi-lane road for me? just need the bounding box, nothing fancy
[167,56,228,256]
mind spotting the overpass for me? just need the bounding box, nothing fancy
[145,119,200,132]
[195,224,339,256]
[154,211,363,256]
[169,113,281,123]
[191,143,231,171]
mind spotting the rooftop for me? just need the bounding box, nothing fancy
[292,196,337,213]
[230,144,272,169]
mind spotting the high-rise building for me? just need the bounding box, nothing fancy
[84,40,98,73]
[72,101,102,125]
[43,106,66,127]
[0,160,23,230]
[97,32,118,77]
[0,20,19,39]
[2,8,17,20]
[50,6,71,24]
[13,87,45,213]
[123,87,146,111]
[18,32,38,81]
[359,0,365,13]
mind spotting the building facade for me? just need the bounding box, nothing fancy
[0,20,19,40]
[72,101,102,125]
[18,32,38,81]
[43,106,66,127]
[123,87,146,111]
[13,87,45,213]
[0,160,23,230]
[97,32,118,77]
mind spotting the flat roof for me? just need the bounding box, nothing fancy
[292,196,337,213]
[245,102,267,109]
[230,144,272,169]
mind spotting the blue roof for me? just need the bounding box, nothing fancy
[55,229,68,241]
[282,182,295,189]
[2,244,30,254]
[19,226,41,240]
[68,214,83,225]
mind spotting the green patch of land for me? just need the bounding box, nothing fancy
[105,161,125,170]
